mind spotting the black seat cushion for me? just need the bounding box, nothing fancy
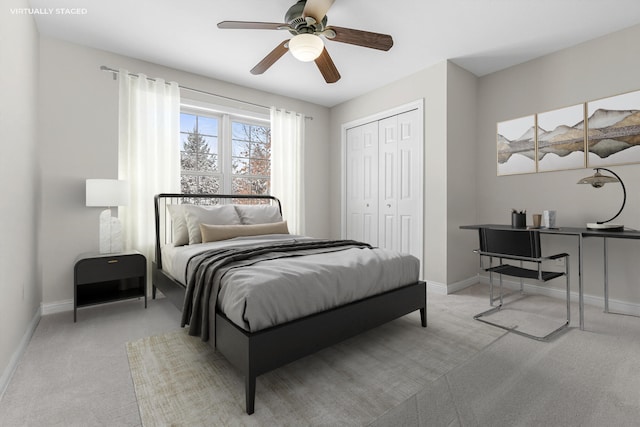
[486,264,564,282]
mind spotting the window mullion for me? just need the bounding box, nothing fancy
[221,114,232,193]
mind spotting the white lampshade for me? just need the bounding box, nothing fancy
[86,179,129,207]
[289,34,324,62]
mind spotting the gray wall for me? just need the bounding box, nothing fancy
[0,0,42,392]
[329,61,480,291]
[476,24,640,305]
[37,38,331,306]
[331,62,452,289]
[330,23,640,307]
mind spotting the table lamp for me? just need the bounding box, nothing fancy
[86,179,129,253]
[577,168,626,231]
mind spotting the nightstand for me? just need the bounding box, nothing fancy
[74,251,147,322]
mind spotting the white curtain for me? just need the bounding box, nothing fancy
[270,107,305,235]
[118,69,180,265]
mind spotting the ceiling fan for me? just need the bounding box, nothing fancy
[217,0,394,83]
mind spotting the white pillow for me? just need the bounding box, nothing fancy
[166,205,189,246]
[234,204,282,225]
[200,221,289,243]
[183,204,242,244]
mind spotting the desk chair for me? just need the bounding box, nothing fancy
[474,228,570,341]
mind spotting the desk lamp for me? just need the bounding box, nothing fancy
[86,179,129,253]
[577,168,626,231]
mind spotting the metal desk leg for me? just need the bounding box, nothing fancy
[604,237,609,313]
[579,234,584,330]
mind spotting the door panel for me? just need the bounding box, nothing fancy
[345,122,378,246]
[345,105,422,269]
[378,116,398,251]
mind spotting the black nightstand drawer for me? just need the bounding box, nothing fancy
[75,254,145,285]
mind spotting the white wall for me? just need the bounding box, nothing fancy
[476,24,640,305]
[38,37,331,306]
[0,1,41,393]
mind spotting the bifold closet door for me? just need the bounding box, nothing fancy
[345,121,379,246]
[378,109,422,257]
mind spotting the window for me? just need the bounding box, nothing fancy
[179,106,271,196]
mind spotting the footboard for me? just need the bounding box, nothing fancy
[215,280,427,414]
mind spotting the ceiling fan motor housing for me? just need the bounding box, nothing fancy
[286,0,327,34]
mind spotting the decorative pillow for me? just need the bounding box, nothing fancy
[200,221,289,243]
[234,204,283,225]
[166,204,189,246]
[183,204,242,244]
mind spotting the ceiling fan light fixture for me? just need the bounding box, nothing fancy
[289,33,324,62]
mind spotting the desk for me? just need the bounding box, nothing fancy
[461,224,640,330]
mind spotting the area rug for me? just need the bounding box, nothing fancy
[126,292,504,426]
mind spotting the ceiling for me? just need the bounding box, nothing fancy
[30,0,640,107]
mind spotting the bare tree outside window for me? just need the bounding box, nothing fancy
[232,120,271,198]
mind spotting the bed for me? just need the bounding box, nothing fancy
[152,193,427,414]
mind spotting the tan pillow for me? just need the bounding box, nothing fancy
[200,221,289,243]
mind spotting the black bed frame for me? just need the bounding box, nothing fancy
[152,193,427,415]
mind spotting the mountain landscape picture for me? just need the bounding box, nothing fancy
[537,103,586,172]
[587,90,640,166]
[497,90,640,175]
[496,115,536,175]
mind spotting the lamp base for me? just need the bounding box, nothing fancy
[99,209,124,253]
[586,222,624,231]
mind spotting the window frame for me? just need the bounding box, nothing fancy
[180,100,270,195]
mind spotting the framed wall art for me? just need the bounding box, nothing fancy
[587,89,640,167]
[496,115,536,176]
[537,103,586,172]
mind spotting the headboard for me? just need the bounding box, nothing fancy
[154,193,282,268]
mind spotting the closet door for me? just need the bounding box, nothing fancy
[345,121,378,245]
[396,108,422,258]
[378,109,422,257]
[378,116,398,251]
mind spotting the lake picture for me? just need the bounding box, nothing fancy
[537,103,586,172]
[587,89,640,167]
[497,115,536,175]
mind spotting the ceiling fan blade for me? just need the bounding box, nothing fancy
[314,47,340,83]
[217,21,288,30]
[302,0,335,22]
[326,26,394,51]
[250,40,290,75]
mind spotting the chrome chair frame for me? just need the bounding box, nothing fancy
[474,228,571,341]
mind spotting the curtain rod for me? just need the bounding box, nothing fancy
[100,65,313,120]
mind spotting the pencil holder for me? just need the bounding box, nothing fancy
[511,212,526,228]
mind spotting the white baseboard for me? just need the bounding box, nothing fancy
[0,307,41,401]
[475,273,640,317]
[445,276,480,294]
[41,299,73,315]
[426,275,483,295]
[426,280,449,295]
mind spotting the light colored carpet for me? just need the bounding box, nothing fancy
[126,293,504,426]
[443,306,640,426]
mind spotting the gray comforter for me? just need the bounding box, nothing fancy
[181,238,420,342]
